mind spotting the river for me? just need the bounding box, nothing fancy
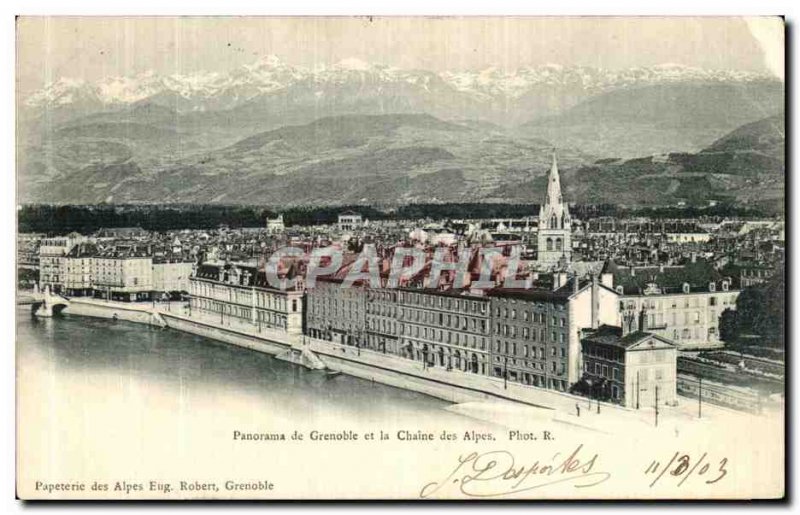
[16,307,492,430]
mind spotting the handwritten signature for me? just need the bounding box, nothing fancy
[420,444,611,499]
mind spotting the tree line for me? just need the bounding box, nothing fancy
[18,202,771,236]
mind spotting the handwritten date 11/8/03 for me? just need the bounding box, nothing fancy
[645,452,728,488]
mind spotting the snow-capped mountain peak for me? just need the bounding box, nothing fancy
[246,54,286,69]
[24,56,779,113]
[333,57,372,71]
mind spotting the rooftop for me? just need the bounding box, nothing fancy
[582,325,654,349]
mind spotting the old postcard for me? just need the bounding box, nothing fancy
[15,16,785,500]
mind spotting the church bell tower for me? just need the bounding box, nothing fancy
[537,150,572,268]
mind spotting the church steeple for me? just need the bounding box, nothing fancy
[545,149,562,206]
[537,149,572,269]
[539,149,569,227]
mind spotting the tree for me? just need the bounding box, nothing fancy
[735,286,769,336]
[719,308,738,343]
[726,265,785,349]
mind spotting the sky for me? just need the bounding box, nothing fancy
[16,16,784,97]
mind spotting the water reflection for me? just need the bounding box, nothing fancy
[17,308,485,427]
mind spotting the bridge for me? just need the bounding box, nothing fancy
[19,285,71,317]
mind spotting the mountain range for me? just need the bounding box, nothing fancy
[24,57,772,112]
[22,56,781,131]
[18,110,785,211]
[17,56,784,208]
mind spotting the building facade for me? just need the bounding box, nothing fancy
[581,319,678,408]
[338,211,363,232]
[617,281,738,349]
[189,263,304,336]
[602,261,740,349]
[488,275,620,392]
[365,288,400,354]
[152,259,194,296]
[39,233,85,293]
[63,242,97,296]
[92,251,154,302]
[305,277,367,345]
[397,289,491,375]
[739,264,776,288]
[266,214,285,233]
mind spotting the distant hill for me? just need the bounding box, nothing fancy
[500,114,785,211]
[519,81,784,157]
[702,114,784,155]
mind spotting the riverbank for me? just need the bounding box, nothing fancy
[59,298,590,409]
[53,297,775,435]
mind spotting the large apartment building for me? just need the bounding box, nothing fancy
[189,262,304,336]
[39,233,86,293]
[396,288,492,375]
[44,237,194,300]
[152,258,194,296]
[305,277,367,345]
[365,288,400,354]
[487,274,620,392]
[63,242,98,296]
[92,247,154,302]
[603,260,740,349]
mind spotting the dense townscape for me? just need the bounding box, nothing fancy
[18,153,785,414]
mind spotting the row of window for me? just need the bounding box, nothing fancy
[495,341,566,359]
[543,236,565,251]
[398,292,488,314]
[583,344,623,362]
[311,299,362,312]
[366,304,398,317]
[310,283,363,299]
[368,319,397,334]
[191,298,289,328]
[622,294,737,311]
[585,361,621,380]
[402,324,488,350]
[498,355,565,374]
[672,327,714,341]
[496,325,566,343]
[494,307,566,324]
[192,281,295,312]
[399,308,488,333]
[367,290,397,303]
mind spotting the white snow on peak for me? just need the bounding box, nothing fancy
[334,57,372,71]
[24,57,777,111]
[250,54,284,68]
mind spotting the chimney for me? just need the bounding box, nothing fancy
[524,275,534,289]
[591,274,599,329]
[638,307,648,333]
[572,274,580,295]
[621,309,636,336]
[601,272,613,288]
[553,272,567,291]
